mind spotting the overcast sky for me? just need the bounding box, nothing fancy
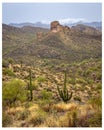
[2,3,102,24]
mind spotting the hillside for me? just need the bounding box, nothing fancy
[2,23,102,66]
[2,24,49,61]
[2,21,102,127]
[2,58,102,127]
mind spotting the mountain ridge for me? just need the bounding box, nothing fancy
[8,21,102,31]
[2,21,102,66]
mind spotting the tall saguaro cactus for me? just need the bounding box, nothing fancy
[57,70,72,103]
[28,69,33,101]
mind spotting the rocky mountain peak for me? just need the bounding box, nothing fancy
[50,21,70,33]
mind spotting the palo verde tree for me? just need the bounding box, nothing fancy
[57,70,72,103]
[2,79,27,107]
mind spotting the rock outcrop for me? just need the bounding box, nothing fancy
[51,21,60,33]
[50,21,70,33]
[37,32,43,41]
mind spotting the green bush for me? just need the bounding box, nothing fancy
[96,72,102,80]
[38,90,53,106]
[2,59,9,68]
[88,96,102,109]
[37,76,47,83]
[41,90,52,100]
[8,57,14,64]
[3,79,27,106]
[76,78,87,85]
[3,68,15,77]
[96,83,102,90]
[68,78,76,85]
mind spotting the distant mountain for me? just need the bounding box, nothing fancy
[9,21,102,31]
[3,22,102,66]
[82,22,102,30]
[9,22,49,28]
[65,21,102,31]
[71,24,101,36]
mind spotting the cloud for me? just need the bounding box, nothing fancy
[59,18,86,24]
[41,18,87,24]
[41,20,50,24]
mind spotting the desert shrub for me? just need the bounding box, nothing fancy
[86,79,94,85]
[18,109,30,120]
[37,76,47,83]
[32,81,39,90]
[96,72,102,80]
[76,113,91,127]
[3,68,15,77]
[2,113,13,127]
[41,90,52,100]
[76,78,87,84]
[8,57,14,64]
[74,96,81,102]
[2,59,9,68]
[3,79,27,106]
[76,69,83,76]
[88,96,102,110]
[88,112,102,127]
[38,90,53,107]
[68,78,76,85]
[29,109,47,126]
[96,83,102,90]
[24,102,34,108]
[83,69,92,77]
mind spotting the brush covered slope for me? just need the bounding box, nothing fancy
[2,23,101,65]
[2,22,102,127]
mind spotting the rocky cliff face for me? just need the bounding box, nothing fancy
[50,21,71,34]
[50,21,60,32]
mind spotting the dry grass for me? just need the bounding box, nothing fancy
[52,102,78,112]
[78,104,93,117]
[27,108,47,127]
[28,104,39,111]
[40,115,59,127]
[3,101,101,127]
[6,106,25,115]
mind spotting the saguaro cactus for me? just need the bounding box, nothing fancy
[57,70,72,103]
[28,69,33,101]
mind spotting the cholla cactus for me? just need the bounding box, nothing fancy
[57,70,72,103]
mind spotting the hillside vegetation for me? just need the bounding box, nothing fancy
[2,24,101,65]
[2,23,102,127]
[2,58,102,127]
